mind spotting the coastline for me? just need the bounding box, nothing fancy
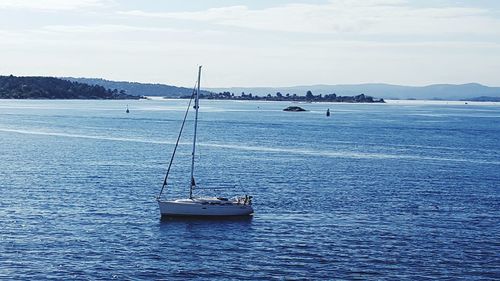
[385,99,500,106]
[149,97,500,106]
[1,97,499,106]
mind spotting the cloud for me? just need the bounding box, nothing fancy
[117,0,500,36]
[1,0,499,86]
[0,0,113,10]
[40,24,181,34]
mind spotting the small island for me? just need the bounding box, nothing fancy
[283,106,307,112]
[182,90,385,103]
[0,75,140,99]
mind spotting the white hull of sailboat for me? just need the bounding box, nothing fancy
[158,199,253,217]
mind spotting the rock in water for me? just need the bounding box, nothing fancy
[283,106,307,112]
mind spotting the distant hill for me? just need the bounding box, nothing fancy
[466,96,500,102]
[63,77,213,98]
[59,77,500,101]
[207,83,500,101]
[0,75,139,99]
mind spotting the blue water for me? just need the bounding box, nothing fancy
[0,99,499,280]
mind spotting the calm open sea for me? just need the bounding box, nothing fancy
[0,99,499,280]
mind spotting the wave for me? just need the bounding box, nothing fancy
[201,143,500,165]
[1,128,498,165]
[0,128,175,145]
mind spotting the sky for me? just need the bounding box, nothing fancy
[1,0,499,87]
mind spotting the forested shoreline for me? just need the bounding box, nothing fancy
[0,75,139,99]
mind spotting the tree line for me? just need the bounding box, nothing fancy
[0,75,140,99]
[183,90,385,103]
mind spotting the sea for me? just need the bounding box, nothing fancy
[0,99,499,280]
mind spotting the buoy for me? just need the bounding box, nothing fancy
[326,108,330,117]
[126,105,130,113]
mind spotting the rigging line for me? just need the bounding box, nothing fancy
[157,81,197,199]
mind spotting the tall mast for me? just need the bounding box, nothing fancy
[189,66,202,199]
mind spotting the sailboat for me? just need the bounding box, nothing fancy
[156,66,254,217]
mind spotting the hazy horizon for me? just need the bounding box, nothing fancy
[3,74,500,89]
[1,0,500,87]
